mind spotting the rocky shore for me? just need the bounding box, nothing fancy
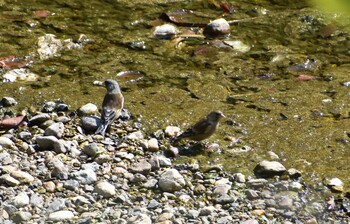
[0,98,348,223]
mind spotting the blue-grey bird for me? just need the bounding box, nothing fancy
[95,79,124,136]
[172,111,225,143]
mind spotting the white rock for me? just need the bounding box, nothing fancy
[165,126,180,137]
[158,168,186,192]
[13,192,30,208]
[154,24,177,40]
[44,122,65,138]
[94,181,116,198]
[78,103,98,116]
[37,34,63,60]
[0,136,15,149]
[3,68,38,82]
[147,138,159,151]
[48,210,74,221]
[10,170,35,184]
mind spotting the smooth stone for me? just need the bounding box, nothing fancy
[154,24,177,40]
[130,159,151,175]
[158,168,186,192]
[199,206,215,216]
[18,131,32,141]
[148,199,161,209]
[158,155,172,167]
[36,135,59,151]
[0,174,20,186]
[165,126,180,137]
[287,168,302,178]
[10,170,34,184]
[126,131,144,140]
[94,181,116,198]
[254,160,286,177]
[64,179,80,191]
[187,209,200,219]
[1,97,17,107]
[247,179,268,188]
[44,122,65,138]
[42,101,56,113]
[11,211,32,223]
[47,199,66,212]
[78,103,98,116]
[127,213,152,224]
[0,152,12,165]
[277,197,294,209]
[56,103,69,112]
[158,212,174,221]
[29,113,51,126]
[12,192,30,208]
[233,173,246,183]
[143,178,158,189]
[43,181,56,192]
[203,18,230,38]
[0,137,15,149]
[214,178,231,196]
[30,194,44,208]
[80,116,99,131]
[83,143,100,157]
[48,157,69,180]
[48,210,74,221]
[147,138,159,152]
[53,139,71,154]
[72,169,97,184]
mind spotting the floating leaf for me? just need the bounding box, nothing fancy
[116,71,144,82]
[159,9,208,27]
[296,74,318,81]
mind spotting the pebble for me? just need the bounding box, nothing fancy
[130,159,152,175]
[36,135,59,151]
[12,192,30,208]
[0,137,15,149]
[42,101,56,113]
[48,210,75,221]
[165,126,180,137]
[78,103,98,116]
[83,142,100,157]
[94,181,116,198]
[44,122,65,138]
[127,131,144,140]
[47,157,69,180]
[154,24,177,40]
[203,18,230,38]
[29,113,51,126]
[158,168,186,192]
[72,168,97,184]
[0,174,20,186]
[80,116,99,131]
[10,170,34,184]
[147,138,159,152]
[254,160,286,177]
[1,97,17,107]
[11,211,32,223]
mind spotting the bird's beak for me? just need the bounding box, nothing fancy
[221,113,226,118]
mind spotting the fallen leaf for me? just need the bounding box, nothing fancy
[0,115,27,130]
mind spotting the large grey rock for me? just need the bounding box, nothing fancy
[72,169,97,184]
[94,181,116,198]
[254,160,286,177]
[36,135,59,151]
[158,168,186,192]
[45,122,65,138]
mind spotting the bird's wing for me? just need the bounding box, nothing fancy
[191,117,211,134]
[101,108,116,124]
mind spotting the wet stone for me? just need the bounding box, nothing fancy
[254,160,286,177]
[154,24,177,40]
[203,18,230,38]
[29,113,51,126]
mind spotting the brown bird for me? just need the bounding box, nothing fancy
[172,110,225,143]
[95,79,124,136]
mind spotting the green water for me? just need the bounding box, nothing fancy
[1,0,350,189]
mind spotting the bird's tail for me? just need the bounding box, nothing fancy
[95,124,108,136]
